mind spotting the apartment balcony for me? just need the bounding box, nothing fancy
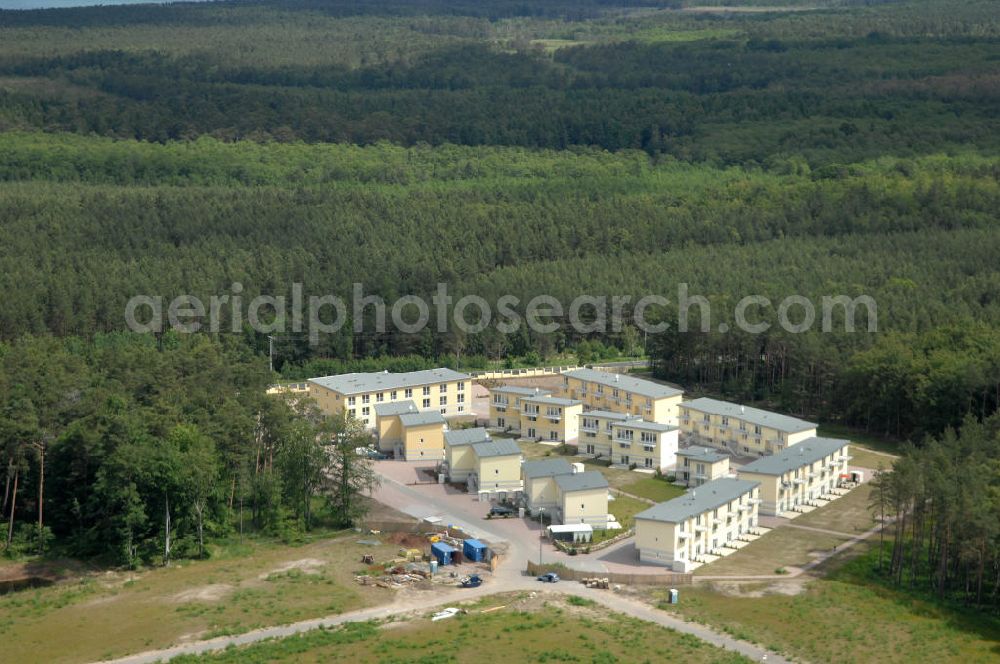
[581,424,598,432]
[614,436,635,444]
[693,524,710,533]
[677,530,692,539]
[839,455,853,462]
[545,414,562,422]
[642,446,656,453]
[523,408,539,416]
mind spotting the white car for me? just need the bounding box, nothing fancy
[431,607,461,622]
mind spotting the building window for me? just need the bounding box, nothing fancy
[457,393,465,403]
[377,392,384,402]
[440,408,447,414]
[362,407,370,416]
[423,398,431,408]
[423,386,431,396]
[348,408,355,418]
[362,394,370,404]
[347,396,356,406]
[439,384,447,394]
[405,388,413,398]
[497,417,505,427]
[457,382,465,391]
[439,396,447,406]
[644,458,653,468]
[390,391,397,400]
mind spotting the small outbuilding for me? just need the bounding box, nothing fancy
[431,541,458,566]
[462,538,488,562]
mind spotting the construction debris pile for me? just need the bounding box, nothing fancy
[580,577,610,589]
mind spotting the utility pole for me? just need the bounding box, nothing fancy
[538,508,545,565]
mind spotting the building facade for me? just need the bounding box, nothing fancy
[309,368,471,429]
[561,368,683,425]
[736,437,851,517]
[488,385,551,433]
[609,419,678,471]
[577,410,632,458]
[443,428,494,483]
[555,471,610,529]
[468,439,523,496]
[397,411,446,461]
[675,446,731,487]
[518,394,583,444]
[635,477,761,572]
[522,458,575,515]
[678,398,817,457]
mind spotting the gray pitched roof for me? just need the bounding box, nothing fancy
[578,410,634,421]
[471,438,522,459]
[737,437,850,476]
[612,419,677,433]
[521,394,582,407]
[398,411,446,427]
[373,400,419,417]
[492,385,551,396]
[635,478,759,524]
[564,368,683,399]
[555,471,609,493]
[681,398,817,433]
[522,458,574,480]
[309,368,469,395]
[676,446,729,464]
[444,428,492,447]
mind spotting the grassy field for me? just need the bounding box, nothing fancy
[794,484,877,535]
[621,477,686,503]
[0,533,401,663]
[173,592,752,663]
[849,446,897,471]
[695,527,849,576]
[817,423,902,456]
[656,544,1000,663]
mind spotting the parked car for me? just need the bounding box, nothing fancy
[487,505,515,519]
[459,574,482,588]
[537,572,560,583]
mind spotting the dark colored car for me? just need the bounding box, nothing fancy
[486,505,515,519]
[537,573,560,583]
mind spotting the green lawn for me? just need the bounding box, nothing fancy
[794,484,877,535]
[174,593,752,663]
[621,477,686,503]
[0,533,398,663]
[817,423,902,456]
[658,545,1000,663]
[695,527,848,577]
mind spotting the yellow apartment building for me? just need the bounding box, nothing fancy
[577,410,632,459]
[443,427,493,483]
[679,397,817,457]
[373,400,419,452]
[609,419,678,471]
[561,368,683,425]
[521,458,576,516]
[736,437,851,517]
[675,446,731,487]
[308,368,471,429]
[635,477,761,572]
[555,471,610,529]
[488,385,552,433]
[518,394,583,444]
[467,438,523,497]
[397,410,446,462]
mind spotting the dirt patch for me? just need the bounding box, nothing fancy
[172,583,234,603]
[260,558,326,579]
[704,578,808,598]
[386,532,429,549]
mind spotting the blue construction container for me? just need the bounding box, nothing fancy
[463,539,487,563]
[431,542,457,565]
